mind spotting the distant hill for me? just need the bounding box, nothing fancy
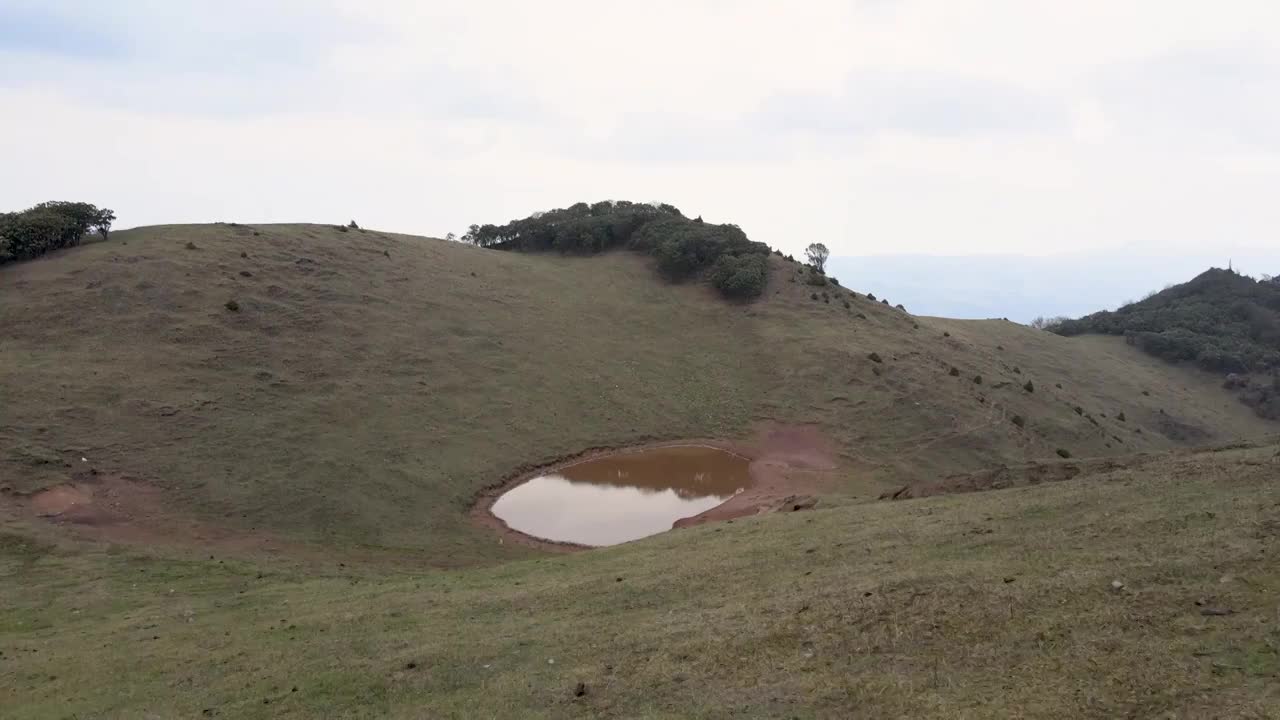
[824,252,1280,323]
[1051,268,1280,418]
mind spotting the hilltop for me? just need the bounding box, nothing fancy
[1051,268,1280,418]
[2,221,1278,717]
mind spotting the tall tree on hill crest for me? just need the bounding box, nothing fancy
[805,243,830,274]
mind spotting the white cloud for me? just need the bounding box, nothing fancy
[2,0,1279,258]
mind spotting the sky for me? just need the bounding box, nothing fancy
[2,1,1278,315]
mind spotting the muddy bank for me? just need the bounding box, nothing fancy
[472,424,838,551]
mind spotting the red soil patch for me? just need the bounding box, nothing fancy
[472,423,839,551]
[9,471,308,559]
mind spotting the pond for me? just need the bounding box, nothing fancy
[490,445,751,546]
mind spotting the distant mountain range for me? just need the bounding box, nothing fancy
[826,253,1280,324]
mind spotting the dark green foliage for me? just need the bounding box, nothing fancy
[224,299,241,312]
[973,375,983,384]
[348,220,359,229]
[881,299,889,305]
[1240,373,1280,419]
[0,201,115,265]
[464,201,769,301]
[828,276,839,286]
[1051,268,1280,373]
[709,253,768,299]
[867,293,877,301]
[811,293,819,301]
[821,292,830,304]
[1056,448,1072,459]
[1011,415,1025,428]
[949,367,960,377]
[805,270,830,287]
[842,300,851,309]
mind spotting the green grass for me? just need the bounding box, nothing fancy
[2,223,1279,717]
[3,444,1277,718]
[2,224,1273,562]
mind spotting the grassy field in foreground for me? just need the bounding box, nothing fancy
[1,224,1273,565]
[3,442,1278,718]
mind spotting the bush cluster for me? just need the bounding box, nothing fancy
[462,201,771,299]
[1050,268,1280,373]
[0,201,115,266]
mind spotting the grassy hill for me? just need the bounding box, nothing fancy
[2,223,1278,717]
[1051,268,1280,375]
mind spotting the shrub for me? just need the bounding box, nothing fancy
[1023,380,1035,392]
[1052,268,1280,374]
[0,201,114,265]
[1011,415,1025,428]
[828,276,839,286]
[973,375,983,384]
[709,253,768,299]
[224,299,241,312]
[949,367,960,377]
[348,220,360,229]
[867,293,877,301]
[466,201,769,301]
[1056,448,1072,459]
[811,293,819,301]
[868,352,883,364]
[805,271,829,287]
[1074,406,1083,415]
[1117,412,1126,422]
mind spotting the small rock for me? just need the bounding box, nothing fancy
[1219,575,1234,584]
[1110,580,1125,592]
[1200,607,1235,617]
[547,658,555,665]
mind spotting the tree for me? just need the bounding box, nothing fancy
[805,243,829,274]
[0,201,116,265]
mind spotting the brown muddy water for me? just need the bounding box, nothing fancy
[490,445,751,546]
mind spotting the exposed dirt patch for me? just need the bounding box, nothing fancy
[472,423,839,552]
[7,471,313,560]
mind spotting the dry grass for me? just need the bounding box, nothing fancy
[2,224,1279,717]
[1,224,1270,561]
[3,444,1277,718]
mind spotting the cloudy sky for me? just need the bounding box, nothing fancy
[2,1,1278,272]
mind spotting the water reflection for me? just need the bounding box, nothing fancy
[491,446,750,546]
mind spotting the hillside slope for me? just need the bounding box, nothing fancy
[1,224,1274,564]
[1052,267,1280,374]
[5,441,1278,718]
